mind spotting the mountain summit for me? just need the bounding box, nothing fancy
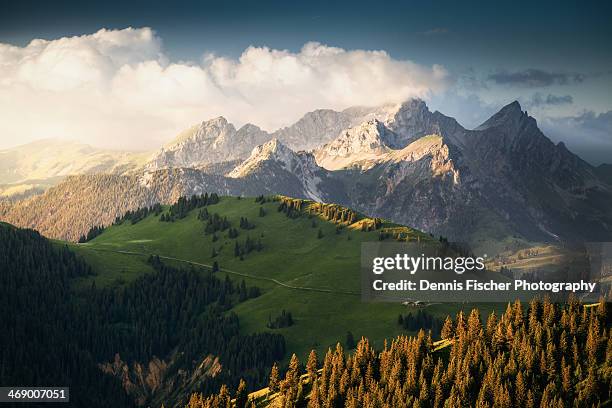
[145,117,269,170]
[475,100,534,134]
[313,120,393,170]
[143,98,448,172]
[2,99,611,251]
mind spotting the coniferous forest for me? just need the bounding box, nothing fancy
[188,299,611,408]
[0,224,130,407]
[1,194,611,407]
[0,223,284,407]
[2,3,612,407]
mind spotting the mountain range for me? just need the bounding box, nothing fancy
[1,99,611,252]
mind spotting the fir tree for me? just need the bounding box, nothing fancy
[235,379,248,408]
[269,363,280,394]
[441,316,454,339]
[306,350,318,381]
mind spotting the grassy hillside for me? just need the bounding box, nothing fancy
[69,195,474,361]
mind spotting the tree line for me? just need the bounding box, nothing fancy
[79,192,222,240]
[161,193,220,222]
[115,203,163,225]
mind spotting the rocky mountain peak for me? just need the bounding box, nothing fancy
[5,98,612,251]
[396,98,430,115]
[146,116,269,170]
[237,123,263,133]
[224,136,330,201]
[475,101,530,131]
[313,119,394,170]
[203,116,229,127]
[344,119,389,144]
[163,116,233,150]
[383,98,442,146]
[252,138,291,157]
[272,108,359,151]
[195,116,234,139]
[228,138,298,178]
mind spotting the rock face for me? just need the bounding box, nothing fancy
[144,110,363,170]
[314,120,393,170]
[145,117,270,170]
[383,98,444,146]
[235,100,612,247]
[144,100,439,171]
[272,109,360,151]
[3,99,611,251]
[336,100,612,248]
[229,139,333,202]
[100,353,221,407]
[460,102,611,243]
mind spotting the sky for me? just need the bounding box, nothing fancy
[0,0,611,164]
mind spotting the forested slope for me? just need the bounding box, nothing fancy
[0,223,131,407]
[0,222,284,407]
[189,299,611,408]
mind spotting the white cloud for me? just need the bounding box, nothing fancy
[0,27,450,150]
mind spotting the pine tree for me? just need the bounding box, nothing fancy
[280,354,301,406]
[467,308,482,339]
[308,380,321,408]
[218,385,231,408]
[485,310,497,341]
[286,354,300,386]
[235,379,249,408]
[307,350,318,381]
[269,362,280,394]
[441,316,454,339]
[183,298,610,408]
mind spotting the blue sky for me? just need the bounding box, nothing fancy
[1,0,611,163]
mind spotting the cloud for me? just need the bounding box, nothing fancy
[427,91,497,129]
[567,110,612,133]
[488,69,585,88]
[457,68,489,91]
[0,27,450,150]
[540,110,612,165]
[526,93,573,108]
[421,28,449,36]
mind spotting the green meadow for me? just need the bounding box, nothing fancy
[67,196,500,360]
